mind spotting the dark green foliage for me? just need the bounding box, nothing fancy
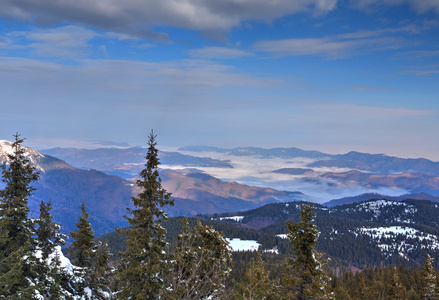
[69,202,112,298]
[117,131,174,299]
[37,200,66,260]
[209,199,439,269]
[422,254,439,300]
[0,134,40,298]
[233,252,280,300]
[69,202,95,269]
[328,262,439,300]
[165,218,232,299]
[283,203,330,299]
[35,200,73,299]
[387,266,407,300]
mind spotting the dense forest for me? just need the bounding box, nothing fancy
[1,133,439,299]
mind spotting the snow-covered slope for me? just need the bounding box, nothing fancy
[0,140,46,171]
[212,198,439,267]
[356,226,439,259]
[331,199,418,222]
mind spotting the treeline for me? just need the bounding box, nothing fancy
[0,134,112,298]
[327,260,439,300]
[1,133,439,299]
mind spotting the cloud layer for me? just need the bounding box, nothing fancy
[351,0,439,14]
[0,0,338,37]
[188,47,253,59]
[253,26,424,58]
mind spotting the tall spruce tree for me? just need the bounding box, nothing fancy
[35,200,73,299]
[70,202,95,269]
[117,131,174,299]
[69,201,112,299]
[90,240,112,299]
[387,266,406,300]
[0,134,40,298]
[283,203,331,300]
[37,200,66,261]
[422,254,439,300]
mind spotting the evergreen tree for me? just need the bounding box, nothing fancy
[37,200,66,261]
[387,266,407,300]
[422,254,438,300]
[70,202,95,269]
[35,200,73,299]
[333,286,350,300]
[283,203,331,300]
[69,201,112,299]
[117,131,174,299]
[0,134,40,298]
[90,240,112,298]
[233,252,279,300]
[355,276,370,300]
[165,218,232,300]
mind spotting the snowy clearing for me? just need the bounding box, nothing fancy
[226,238,261,252]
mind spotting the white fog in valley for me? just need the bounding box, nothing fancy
[162,149,408,203]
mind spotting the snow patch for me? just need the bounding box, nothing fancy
[219,216,244,222]
[357,225,439,258]
[226,238,260,252]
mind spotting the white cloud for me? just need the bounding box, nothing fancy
[0,0,338,36]
[399,64,439,76]
[348,85,394,92]
[5,25,159,59]
[351,0,439,14]
[407,50,439,57]
[254,35,402,58]
[9,25,97,58]
[253,22,435,58]
[188,47,253,59]
[252,22,433,59]
[0,56,281,106]
[304,103,434,120]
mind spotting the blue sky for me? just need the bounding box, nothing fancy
[0,0,438,159]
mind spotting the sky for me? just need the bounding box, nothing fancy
[0,0,438,160]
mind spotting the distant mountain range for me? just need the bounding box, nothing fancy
[42,147,233,178]
[179,145,330,159]
[1,141,301,238]
[181,146,439,175]
[160,170,302,215]
[4,140,439,240]
[323,192,439,207]
[179,145,439,197]
[0,140,134,237]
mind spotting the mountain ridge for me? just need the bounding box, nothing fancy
[180,145,439,175]
[1,141,303,237]
[41,147,233,178]
[207,198,439,268]
[323,192,439,207]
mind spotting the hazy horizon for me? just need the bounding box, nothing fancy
[1,1,438,160]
